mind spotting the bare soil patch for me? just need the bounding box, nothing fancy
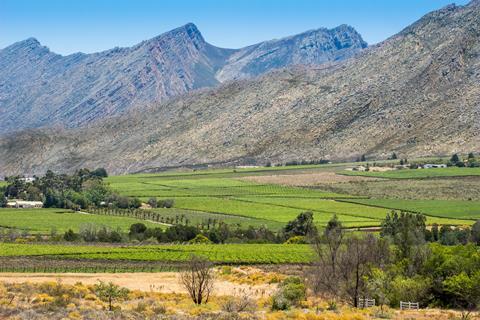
[0,271,275,298]
[241,171,377,186]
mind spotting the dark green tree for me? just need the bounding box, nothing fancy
[471,220,480,245]
[63,229,78,241]
[284,211,317,239]
[451,153,460,164]
[432,223,439,242]
[380,211,426,259]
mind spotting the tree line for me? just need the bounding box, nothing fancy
[0,169,144,210]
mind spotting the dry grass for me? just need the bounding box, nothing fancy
[0,270,275,298]
[0,279,472,320]
[218,266,286,285]
[240,172,376,187]
[316,177,480,201]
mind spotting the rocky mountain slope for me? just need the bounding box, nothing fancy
[1,1,479,176]
[0,24,366,133]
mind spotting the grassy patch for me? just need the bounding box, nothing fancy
[150,207,286,230]
[0,243,315,264]
[0,208,162,233]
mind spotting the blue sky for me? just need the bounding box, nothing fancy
[1,0,470,55]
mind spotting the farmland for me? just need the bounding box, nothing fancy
[0,243,314,264]
[105,164,479,229]
[317,177,480,201]
[0,208,162,233]
[346,199,480,220]
[341,167,480,179]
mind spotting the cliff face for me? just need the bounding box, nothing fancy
[216,24,367,82]
[0,24,366,133]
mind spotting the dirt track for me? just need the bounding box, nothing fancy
[0,272,274,297]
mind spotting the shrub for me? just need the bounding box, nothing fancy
[93,281,129,311]
[271,293,290,310]
[279,276,306,305]
[159,199,175,208]
[270,276,306,310]
[152,303,167,314]
[165,225,198,242]
[129,223,147,239]
[389,276,431,307]
[222,294,257,313]
[284,236,307,244]
[147,197,158,208]
[64,229,78,241]
[189,234,212,244]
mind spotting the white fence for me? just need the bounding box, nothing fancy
[400,301,419,310]
[358,298,375,308]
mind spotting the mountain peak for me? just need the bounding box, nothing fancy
[182,22,200,33]
[22,37,41,46]
[1,37,50,56]
[11,37,42,49]
[148,22,205,47]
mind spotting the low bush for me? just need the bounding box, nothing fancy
[284,235,307,244]
[271,276,306,310]
[189,234,212,244]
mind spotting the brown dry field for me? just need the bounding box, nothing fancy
[0,272,474,319]
[0,271,275,298]
[240,171,377,186]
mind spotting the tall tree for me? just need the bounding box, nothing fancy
[284,211,317,239]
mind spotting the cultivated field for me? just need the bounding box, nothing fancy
[0,243,314,264]
[105,165,479,229]
[316,177,480,201]
[342,167,480,179]
[0,208,162,233]
[347,199,480,220]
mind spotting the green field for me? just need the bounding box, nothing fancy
[0,208,163,233]
[2,161,477,238]
[172,196,379,228]
[345,199,480,221]
[104,165,480,228]
[109,176,353,199]
[151,207,286,230]
[341,167,480,179]
[0,243,314,264]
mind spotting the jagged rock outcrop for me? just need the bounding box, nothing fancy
[0,1,479,176]
[0,23,366,133]
[216,24,367,81]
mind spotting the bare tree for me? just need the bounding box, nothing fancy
[180,255,215,304]
[337,234,389,307]
[310,215,390,307]
[310,215,344,298]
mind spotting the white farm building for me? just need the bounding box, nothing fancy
[6,200,43,208]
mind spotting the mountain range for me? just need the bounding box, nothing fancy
[1,0,479,176]
[0,23,366,133]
